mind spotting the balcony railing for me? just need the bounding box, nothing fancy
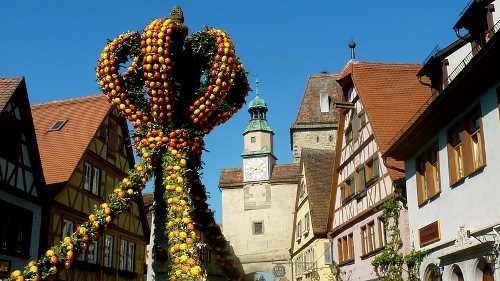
[444,19,500,90]
[386,20,499,152]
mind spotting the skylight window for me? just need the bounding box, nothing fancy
[49,120,68,131]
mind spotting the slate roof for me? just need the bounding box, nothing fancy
[219,163,300,188]
[301,148,334,234]
[291,73,342,130]
[0,77,23,111]
[30,95,113,187]
[337,61,432,182]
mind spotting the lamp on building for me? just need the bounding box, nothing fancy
[433,264,443,276]
[485,250,497,266]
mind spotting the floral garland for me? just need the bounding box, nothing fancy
[5,6,248,281]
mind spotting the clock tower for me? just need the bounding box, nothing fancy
[242,79,276,182]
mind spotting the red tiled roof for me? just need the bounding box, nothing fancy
[31,95,112,186]
[219,163,300,188]
[291,73,342,129]
[338,61,432,180]
[301,148,334,234]
[0,77,23,111]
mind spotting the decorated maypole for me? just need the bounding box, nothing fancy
[4,5,248,281]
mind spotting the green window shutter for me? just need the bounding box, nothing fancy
[324,242,332,265]
[373,155,380,178]
[358,166,366,196]
[352,115,359,140]
[350,175,356,196]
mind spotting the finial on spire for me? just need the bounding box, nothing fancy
[349,39,356,61]
[253,74,259,97]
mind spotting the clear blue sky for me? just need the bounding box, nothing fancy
[1,1,470,223]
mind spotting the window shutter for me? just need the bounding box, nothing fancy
[462,130,473,176]
[425,161,435,198]
[352,115,359,140]
[324,242,332,265]
[340,184,345,203]
[446,142,458,185]
[373,156,380,178]
[350,176,356,196]
[358,166,366,196]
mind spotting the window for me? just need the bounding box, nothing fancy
[338,233,354,264]
[119,239,135,272]
[299,180,306,198]
[324,242,333,265]
[296,221,302,241]
[377,217,387,248]
[63,219,74,238]
[0,200,33,258]
[320,92,330,113]
[253,222,263,235]
[87,241,98,264]
[416,144,441,205]
[127,242,135,272]
[364,155,380,186]
[358,110,367,128]
[361,221,376,255]
[49,119,68,131]
[205,248,211,263]
[316,136,320,142]
[104,235,114,268]
[447,107,486,185]
[251,136,256,143]
[84,163,100,195]
[344,124,353,144]
[340,175,356,203]
[303,213,310,235]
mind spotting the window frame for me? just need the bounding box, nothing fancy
[104,234,114,268]
[446,106,486,186]
[84,162,101,196]
[253,222,264,235]
[416,143,441,205]
[377,216,387,248]
[337,233,355,264]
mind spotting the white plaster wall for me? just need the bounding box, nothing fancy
[405,81,500,252]
[493,1,499,25]
[445,43,472,81]
[222,181,297,280]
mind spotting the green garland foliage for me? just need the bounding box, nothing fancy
[371,197,427,281]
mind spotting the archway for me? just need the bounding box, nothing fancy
[472,258,494,281]
[243,271,275,281]
[423,264,442,281]
[451,265,464,281]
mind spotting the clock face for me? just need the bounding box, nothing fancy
[244,158,268,181]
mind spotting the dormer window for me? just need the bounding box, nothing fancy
[49,120,68,131]
[320,92,330,113]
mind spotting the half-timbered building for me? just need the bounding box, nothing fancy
[385,1,500,280]
[0,77,48,278]
[31,95,150,281]
[327,61,431,280]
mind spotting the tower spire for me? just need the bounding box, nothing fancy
[253,74,259,97]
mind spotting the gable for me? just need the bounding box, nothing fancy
[0,77,45,198]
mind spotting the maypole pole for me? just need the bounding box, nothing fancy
[4,5,248,281]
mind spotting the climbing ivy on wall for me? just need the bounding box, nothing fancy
[371,197,427,281]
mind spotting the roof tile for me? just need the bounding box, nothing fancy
[31,95,112,186]
[339,61,432,180]
[291,73,342,129]
[301,148,334,234]
[0,77,23,111]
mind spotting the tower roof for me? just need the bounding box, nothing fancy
[247,93,268,112]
